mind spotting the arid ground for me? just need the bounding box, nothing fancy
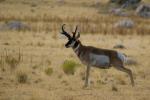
[0,0,150,100]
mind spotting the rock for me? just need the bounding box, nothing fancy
[109,8,128,16]
[109,0,141,6]
[113,44,126,49]
[0,21,30,31]
[114,19,134,28]
[109,0,141,8]
[57,0,65,4]
[136,4,150,18]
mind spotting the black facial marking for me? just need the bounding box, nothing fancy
[62,24,80,48]
[73,40,79,49]
[65,38,75,48]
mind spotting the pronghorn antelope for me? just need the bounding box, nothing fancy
[60,24,134,87]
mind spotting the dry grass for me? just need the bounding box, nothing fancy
[0,0,149,34]
[0,32,150,100]
[0,0,150,100]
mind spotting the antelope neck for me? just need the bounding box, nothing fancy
[73,40,80,52]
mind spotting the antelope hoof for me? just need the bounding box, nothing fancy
[83,81,91,89]
[83,84,91,89]
[83,84,88,88]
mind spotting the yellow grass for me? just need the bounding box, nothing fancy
[0,0,150,100]
[0,0,149,34]
[0,31,150,100]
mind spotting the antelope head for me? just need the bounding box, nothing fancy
[61,24,80,48]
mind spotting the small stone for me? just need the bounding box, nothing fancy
[114,19,134,28]
[113,44,126,49]
[0,21,30,31]
[136,4,150,18]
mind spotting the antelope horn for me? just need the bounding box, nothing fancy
[73,25,78,38]
[61,24,71,40]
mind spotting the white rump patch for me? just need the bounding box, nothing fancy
[117,52,127,63]
[89,53,110,67]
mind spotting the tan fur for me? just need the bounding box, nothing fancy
[73,40,134,87]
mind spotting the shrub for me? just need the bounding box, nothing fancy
[112,85,118,92]
[62,60,79,75]
[45,67,53,76]
[17,72,28,83]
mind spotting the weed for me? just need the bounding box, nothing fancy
[32,65,39,69]
[34,78,42,84]
[4,49,22,69]
[5,55,20,69]
[112,85,118,92]
[61,80,69,86]
[37,42,45,47]
[17,71,28,83]
[45,67,53,76]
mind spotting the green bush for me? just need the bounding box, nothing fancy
[45,67,53,76]
[62,60,79,75]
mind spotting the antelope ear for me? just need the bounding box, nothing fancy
[73,25,78,38]
[76,32,80,39]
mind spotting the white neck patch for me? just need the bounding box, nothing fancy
[73,44,80,52]
[69,41,76,47]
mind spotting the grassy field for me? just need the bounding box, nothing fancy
[0,0,150,100]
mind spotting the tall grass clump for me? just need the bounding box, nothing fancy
[62,60,79,75]
[5,49,22,69]
[5,55,20,69]
[16,71,28,84]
